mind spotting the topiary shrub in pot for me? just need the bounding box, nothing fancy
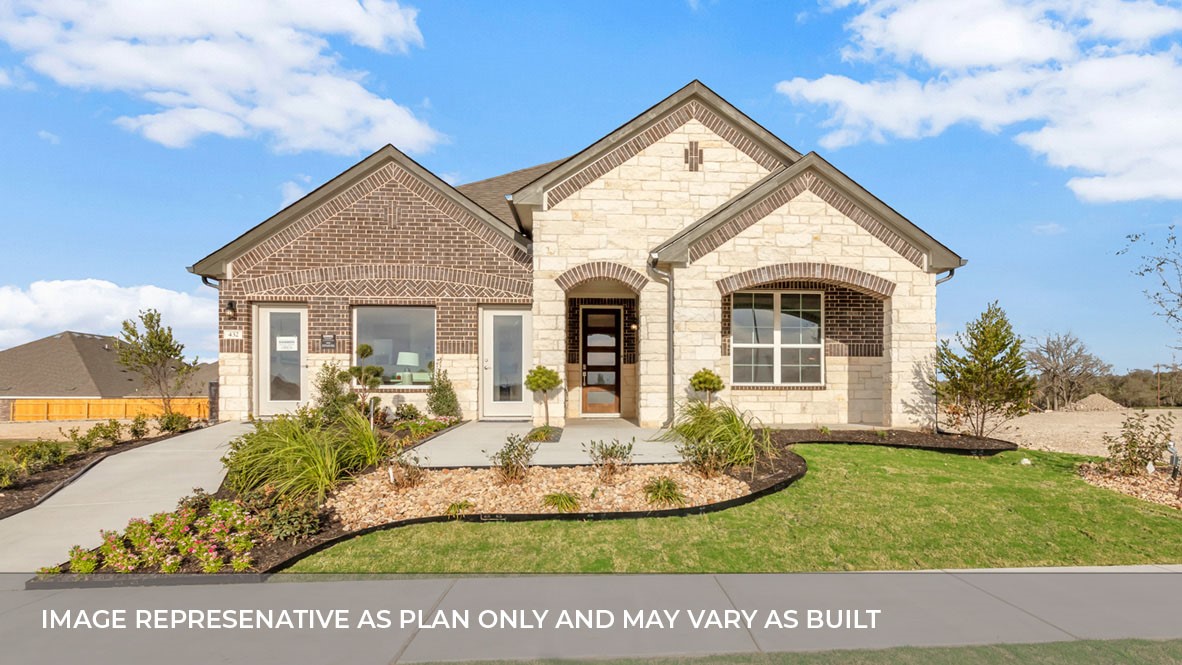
[524,365,563,427]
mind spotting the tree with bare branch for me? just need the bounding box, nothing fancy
[1026,332,1111,410]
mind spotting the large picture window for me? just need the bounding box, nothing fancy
[353,307,435,386]
[731,291,823,385]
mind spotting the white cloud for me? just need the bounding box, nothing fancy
[36,129,58,144]
[778,0,1182,202]
[1032,222,1067,236]
[279,174,314,207]
[0,1,441,155]
[0,279,218,359]
[0,68,10,86]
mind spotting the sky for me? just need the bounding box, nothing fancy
[1,0,1181,372]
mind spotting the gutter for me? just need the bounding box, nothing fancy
[648,253,675,428]
[200,275,220,290]
[935,268,957,285]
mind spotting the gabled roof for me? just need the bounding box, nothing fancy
[0,332,215,398]
[456,159,566,227]
[652,153,966,273]
[189,145,527,279]
[509,80,803,214]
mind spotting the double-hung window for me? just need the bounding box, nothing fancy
[353,307,436,386]
[731,292,823,386]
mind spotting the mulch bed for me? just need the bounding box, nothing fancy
[529,426,564,443]
[1079,463,1182,510]
[0,428,199,520]
[767,428,1017,454]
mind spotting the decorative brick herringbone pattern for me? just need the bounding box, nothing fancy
[689,171,926,267]
[545,100,786,207]
[554,261,649,293]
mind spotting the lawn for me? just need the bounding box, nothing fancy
[0,439,41,457]
[288,445,1182,574]
[416,639,1182,665]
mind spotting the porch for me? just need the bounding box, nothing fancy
[412,418,677,468]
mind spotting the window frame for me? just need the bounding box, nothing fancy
[350,305,437,389]
[730,290,825,387]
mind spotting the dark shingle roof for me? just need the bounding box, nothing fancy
[0,331,214,398]
[456,159,566,227]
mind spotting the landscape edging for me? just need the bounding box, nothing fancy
[25,450,808,590]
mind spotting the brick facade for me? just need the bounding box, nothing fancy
[0,399,10,422]
[720,281,885,358]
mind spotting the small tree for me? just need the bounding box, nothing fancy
[427,365,461,419]
[932,301,1036,437]
[524,365,562,427]
[1104,409,1174,476]
[689,368,724,406]
[116,309,198,416]
[1026,332,1111,410]
[312,361,358,423]
[340,344,382,418]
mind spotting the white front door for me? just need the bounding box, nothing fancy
[480,307,532,419]
[257,306,307,416]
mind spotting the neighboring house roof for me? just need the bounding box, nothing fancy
[456,159,566,227]
[0,331,214,399]
[189,144,529,280]
[652,153,966,273]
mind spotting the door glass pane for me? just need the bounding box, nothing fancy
[586,390,616,404]
[492,314,523,402]
[587,314,616,327]
[587,332,617,346]
[586,371,617,386]
[587,351,616,366]
[269,312,301,401]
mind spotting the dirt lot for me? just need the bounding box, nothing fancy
[0,419,150,442]
[993,409,1182,457]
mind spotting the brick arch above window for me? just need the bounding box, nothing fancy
[716,262,895,299]
[555,261,649,293]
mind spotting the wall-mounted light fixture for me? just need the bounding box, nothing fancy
[629,323,639,331]
[224,300,237,319]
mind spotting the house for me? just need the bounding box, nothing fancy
[0,331,216,421]
[190,81,964,428]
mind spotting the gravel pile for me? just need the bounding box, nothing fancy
[1064,393,1127,412]
[329,464,749,531]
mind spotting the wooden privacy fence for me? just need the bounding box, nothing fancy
[8,397,209,422]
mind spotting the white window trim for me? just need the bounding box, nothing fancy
[730,290,825,387]
[351,305,437,390]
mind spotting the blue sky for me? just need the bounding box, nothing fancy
[1,0,1180,372]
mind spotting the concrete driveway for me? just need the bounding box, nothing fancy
[0,421,251,572]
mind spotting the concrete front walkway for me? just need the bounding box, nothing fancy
[0,421,251,572]
[413,418,679,468]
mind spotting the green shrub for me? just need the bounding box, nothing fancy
[222,409,373,502]
[59,426,97,453]
[542,491,580,513]
[337,407,393,468]
[0,460,20,489]
[660,401,774,477]
[427,367,462,419]
[312,361,359,424]
[406,417,452,438]
[445,500,474,519]
[485,434,538,484]
[90,419,124,445]
[817,425,832,436]
[393,402,422,421]
[584,438,634,483]
[68,545,99,574]
[10,440,66,474]
[156,412,192,433]
[265,501,323,541]
[643,476,686,507]
[689,368,724,405]
[1105,410,1174,475]
[129,414,151,440]
[176,488,212,512]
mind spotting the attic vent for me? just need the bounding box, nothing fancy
[684,141,703,172]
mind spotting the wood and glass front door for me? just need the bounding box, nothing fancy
[581,308,621,415]
[257,305,307,416]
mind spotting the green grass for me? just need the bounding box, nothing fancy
[414,639,1182,665]
[0,439,40,455]
[288,446,1182,574]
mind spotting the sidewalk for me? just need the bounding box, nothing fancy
[0,421,251,572]
[0,565,1179,663]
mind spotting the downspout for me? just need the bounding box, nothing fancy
[200,275,220,289]
[932,264,963,432]
[648,253,675,428]
[935,268,956,285]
